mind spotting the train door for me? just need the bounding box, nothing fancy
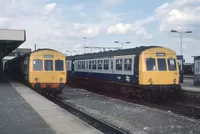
[177,55,184,83]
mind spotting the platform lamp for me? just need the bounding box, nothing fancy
[170,30,192,55]
[114,41,130,49]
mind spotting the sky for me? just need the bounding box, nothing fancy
[0,0,199,62]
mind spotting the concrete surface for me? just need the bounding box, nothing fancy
[0,83,56,134]
[10,82,103,134]
[60,86,200,134]
[181,79,200,92]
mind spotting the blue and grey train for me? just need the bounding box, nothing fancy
[66,46,181,101]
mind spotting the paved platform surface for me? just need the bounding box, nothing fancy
[0,72,103,134]
[181,79,200,92]
[60,86,200,134]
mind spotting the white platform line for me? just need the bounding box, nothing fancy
[10,82,103,134]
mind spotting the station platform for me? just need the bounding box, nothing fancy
[181,79,200,93]
[0,72,102,134]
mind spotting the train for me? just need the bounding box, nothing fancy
[66,46,181,101]
[177,55,184,83]
[5,49,66,97]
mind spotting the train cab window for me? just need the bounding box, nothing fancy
[104,60,109,70]
[33,59,43,71]
[157,58,166,71]
[92,60,96,70]
[45,60,53,71]
[168,59,177,71]
[55,60,64,71]
[81,61,85,69]
[116,59,123,71]
[89,61,92,69]
[146,58,156,71]
[124,58,132,71]
[98,60,103,70]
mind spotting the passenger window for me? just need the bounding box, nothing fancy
[98,60,103,70]
[146,58,156,71]
[124,58,132,71]
[89,61,92,69]
[104,60,109,70]
[86,61,88,69]
[33,59,43,71]
[55,60,64,71]
[78,61,81,69]
[157,58,166,71]
[45,60,53,71]
[168,59,177,71]
[82,61,85,69]
[92,60,96,69]
[116,59,123,71]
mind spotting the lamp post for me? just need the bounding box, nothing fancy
[114,41,130,49]
[170,30,192,55]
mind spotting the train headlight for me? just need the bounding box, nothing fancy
[60,78,63,82]
[35,77,38,82]
[173,79,176,83]
[148,78,153,84]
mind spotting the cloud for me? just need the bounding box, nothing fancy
[102,0,123,5]
[155,0,200,32]
[44,3,56,13]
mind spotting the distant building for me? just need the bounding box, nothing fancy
[2,48,31,70]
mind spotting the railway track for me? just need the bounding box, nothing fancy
[68,83,200,120]
[43,93,130,134]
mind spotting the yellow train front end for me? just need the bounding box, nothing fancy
[28,49,66,96]
[139,47,180,100]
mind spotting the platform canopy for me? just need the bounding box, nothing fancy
[0,29,26,60]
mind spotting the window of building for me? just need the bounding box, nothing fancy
[124,58,132,71]
[45,60,53,71]
[146,58,156,71]
[168,58,177,71]
[111,59,113,69]
[116,59,123,71]
[92,60,96,69]
[55,60,64,71]
[89,61,92,69]
[98,60,103,70]
[157,58,166,71]
[33,59,43,71]
[104,59,109,70]
[81,61,85,69]
[86,61,88,69]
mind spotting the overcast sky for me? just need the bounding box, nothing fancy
[0,0,199,62]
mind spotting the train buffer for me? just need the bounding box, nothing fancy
[0,72,103,134]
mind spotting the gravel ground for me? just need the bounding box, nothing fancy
[59,86,200,134]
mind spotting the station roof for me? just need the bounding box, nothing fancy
[0,29,26,60]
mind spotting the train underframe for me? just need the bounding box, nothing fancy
[31,83,65,97]
[67,77,181,102]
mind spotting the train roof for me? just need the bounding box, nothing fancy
[66,46,164,60]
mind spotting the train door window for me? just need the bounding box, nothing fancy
[124,58,132,71]
[157,58,166,71]
[146,58,156,71]
[168,58,177,71]
[82,61,85,69]
[98,60,103,70]
[111,59,113,70]
[89,61,92,69]
[178,60,182,70]
[55,60,64,71]
[86,61,88,69]
[78,61,81,69]
[33,59,43,71]
[92,60,96,70]
[116,59,123,71]
[104,59,109,70]
[45,60,53,71]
